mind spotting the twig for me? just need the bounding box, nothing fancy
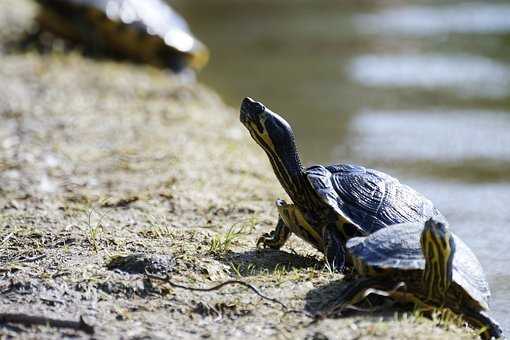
[51,270,71,279]
[145,272,289,310]
[40,297,65,305]
[0,314,94,335]
[18,254,46,263]
[1,232,14,245]
[330,301,394,314]
[101,196,138,208]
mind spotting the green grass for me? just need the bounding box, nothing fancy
[411,306,470,334]
[209,227,243,254]
[84,207,106,252]
[209,219,258,254]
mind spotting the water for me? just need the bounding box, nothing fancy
[173,0,510,331]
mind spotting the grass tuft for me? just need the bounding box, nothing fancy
[209,219,257,254]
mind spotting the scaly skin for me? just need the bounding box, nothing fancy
[261,199,348,271]
[256,217,290,250]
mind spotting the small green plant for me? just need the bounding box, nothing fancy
[229,262,259,277]
[139,216,173,239]
[272,263,290,284]
[412,306,466,331]
[229,262,243,278]
[286,267,305,282]
[84,207,106,251]
[209,229,239,253]
[430,307,465,328]
[245,263,257,276]
[209,220,254,254]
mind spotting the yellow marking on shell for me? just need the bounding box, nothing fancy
[277,204,322,250]
[187,43,209,70]
[292,207,322,247]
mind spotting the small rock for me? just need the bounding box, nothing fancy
[106,253,175,275]
[305,332,329,340]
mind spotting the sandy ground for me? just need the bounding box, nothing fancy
[0,1,478,339]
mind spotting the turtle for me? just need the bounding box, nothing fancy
[32,0,209,73]
[239,97,444,272]
[332,217,503,339]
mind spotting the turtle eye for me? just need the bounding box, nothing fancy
[252,102,264,113]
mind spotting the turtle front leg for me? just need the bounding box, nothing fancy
[323,224,347,272]
[256,217,291,249]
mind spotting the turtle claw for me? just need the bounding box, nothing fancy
[256,217,291,250]
[256,231,281,249]
[256,234,269,249]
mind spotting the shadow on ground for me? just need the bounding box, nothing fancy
[218,249,323,276]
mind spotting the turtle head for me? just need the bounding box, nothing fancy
[240,97,295,152]
[240,97,304,200]
[421,217,455,301]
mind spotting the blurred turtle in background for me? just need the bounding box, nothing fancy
[32,0,209,73]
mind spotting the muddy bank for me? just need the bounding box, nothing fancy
[0,1,476,339]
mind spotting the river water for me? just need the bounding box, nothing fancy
[173,0,510,332]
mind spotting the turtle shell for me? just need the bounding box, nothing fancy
[306,164,442,234]
[347,223,491,309]
[34,0,209,72]
[347,223,425,270]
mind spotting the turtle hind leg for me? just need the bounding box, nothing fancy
[256,217,290,250]
[323,277,427,317]
[323,224,347,272]
[320,277,392,317]
[461,309,504,339]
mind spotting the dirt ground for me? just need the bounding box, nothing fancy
[0,1,478,339]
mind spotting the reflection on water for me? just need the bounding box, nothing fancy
[355,3,510,35]
[346,110,510,162]
[173,0,510,332]
[350,54,510,98]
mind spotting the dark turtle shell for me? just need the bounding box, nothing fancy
[347,223,490,310]
[34,0,209,72]
[306,164,443,235]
